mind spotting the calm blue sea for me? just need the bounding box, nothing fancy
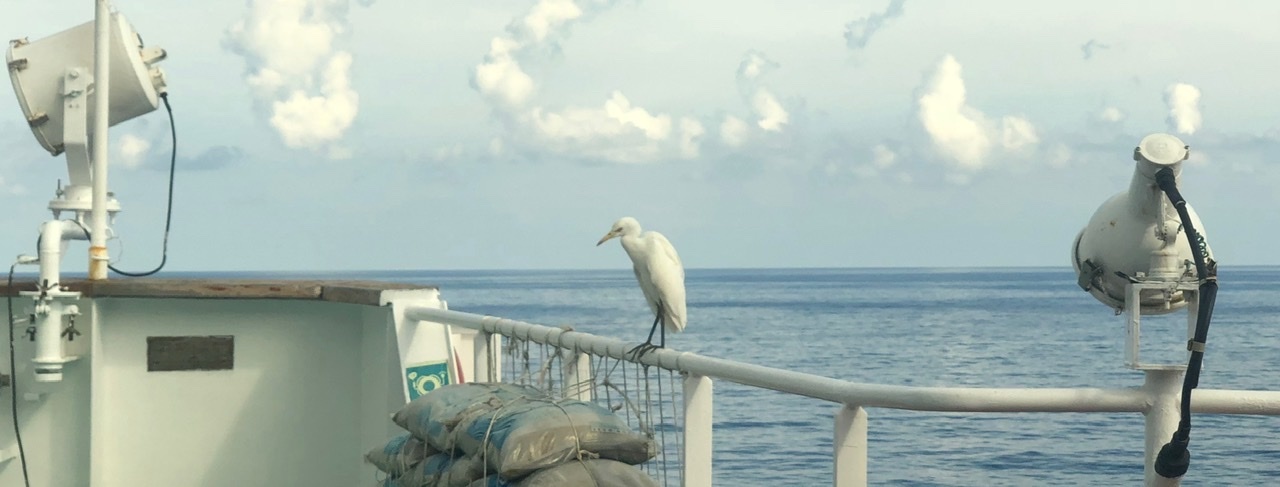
[247,267,1280,485]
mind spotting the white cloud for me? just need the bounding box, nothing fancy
[752,89,789,132]
[849,144,903,179]
[226,0,366,156]
[1165,83,1202,135]
[116,134,151,170]
[531,92,672,142]
[474,38,536,109]
[915,55,1040,171]
[1098,106,1125,123]
[679,119,706,159]
[1047,143,1072,168]
[472,0,705,163]
[526,91,679,163]
[1080,39,1110,60]
[519,0,585,42]
[737,50,779,82]
[724,50,792,144]
[844,0,907,50]
[468,4,803,164]
[823,143,905,181]
[917,55,992,169]
[1000,116,1038,152]
[720,116,750,147]
[267,52,360,153]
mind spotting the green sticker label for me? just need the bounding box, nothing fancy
[405,361,450,400]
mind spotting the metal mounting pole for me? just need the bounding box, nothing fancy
[1144,369,1184,486]
[88,0,111,280]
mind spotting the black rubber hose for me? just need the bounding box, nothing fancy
[1151,167,1218,479]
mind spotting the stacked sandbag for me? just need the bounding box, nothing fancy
[462,459,660,487]
[366,433,434,479]
[385,453,486,487]
[370,382,659,486]
[392,383,546,453]
[452,398,656,479]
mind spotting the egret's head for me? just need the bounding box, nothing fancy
[596,217,641,246]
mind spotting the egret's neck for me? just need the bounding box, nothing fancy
[619,234,645,263]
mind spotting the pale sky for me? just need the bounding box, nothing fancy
[1,0,1277,272]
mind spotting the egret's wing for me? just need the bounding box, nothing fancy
[649,232,684,281]
[633,263,659,315]
[644,232,687,333]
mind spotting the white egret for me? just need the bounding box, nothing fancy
[596,217,687,358]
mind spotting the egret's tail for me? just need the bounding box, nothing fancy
[663,302,687,334]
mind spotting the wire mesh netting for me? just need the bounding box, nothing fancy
[500,333,686,486]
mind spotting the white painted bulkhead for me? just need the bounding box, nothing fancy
[0,286,467,487]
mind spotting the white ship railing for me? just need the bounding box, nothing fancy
[404,306,1280,487]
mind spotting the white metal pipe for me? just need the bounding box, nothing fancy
[1185,389,1280,414]
[34,303,64,362]
[834,405,867,487]
[88,0,112,280]
[682,374,713,487]
[403,307,1280,416]
[38,220,88,287]
[32,300,80,383]
[1144,369,1184,486]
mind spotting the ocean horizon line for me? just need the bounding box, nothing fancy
[16,263,1279,277]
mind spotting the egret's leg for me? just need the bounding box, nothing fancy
[628,311,660,359]
[644,311,660,344]
[628,302,664,360]
[659,316,665,348]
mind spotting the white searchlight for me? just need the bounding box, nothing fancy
[7,10,167,217]
[7,12,166,157]
[5,6,169,383]
[1071,133,1214,317]
[1071,133,1222,483]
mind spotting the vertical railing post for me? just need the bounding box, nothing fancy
[1144,369,1185,487]
[834,404,867,487]
[563,352,594,400]
[474,331,492,383]
[683,374,713,487]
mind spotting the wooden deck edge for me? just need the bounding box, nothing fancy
[0,278,438,306]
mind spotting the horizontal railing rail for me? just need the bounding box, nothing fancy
[405,306,1280,414]
[404,305,1280,487]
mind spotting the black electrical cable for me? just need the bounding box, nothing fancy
[1152,166,1218,479]
[6,264,32,487]
[109,92,176,277]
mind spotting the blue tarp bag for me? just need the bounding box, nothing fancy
[392,383,546,452]
[365,433,432,477]
[453,398,656,479]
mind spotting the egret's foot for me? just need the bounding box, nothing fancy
[628,342,659,361]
